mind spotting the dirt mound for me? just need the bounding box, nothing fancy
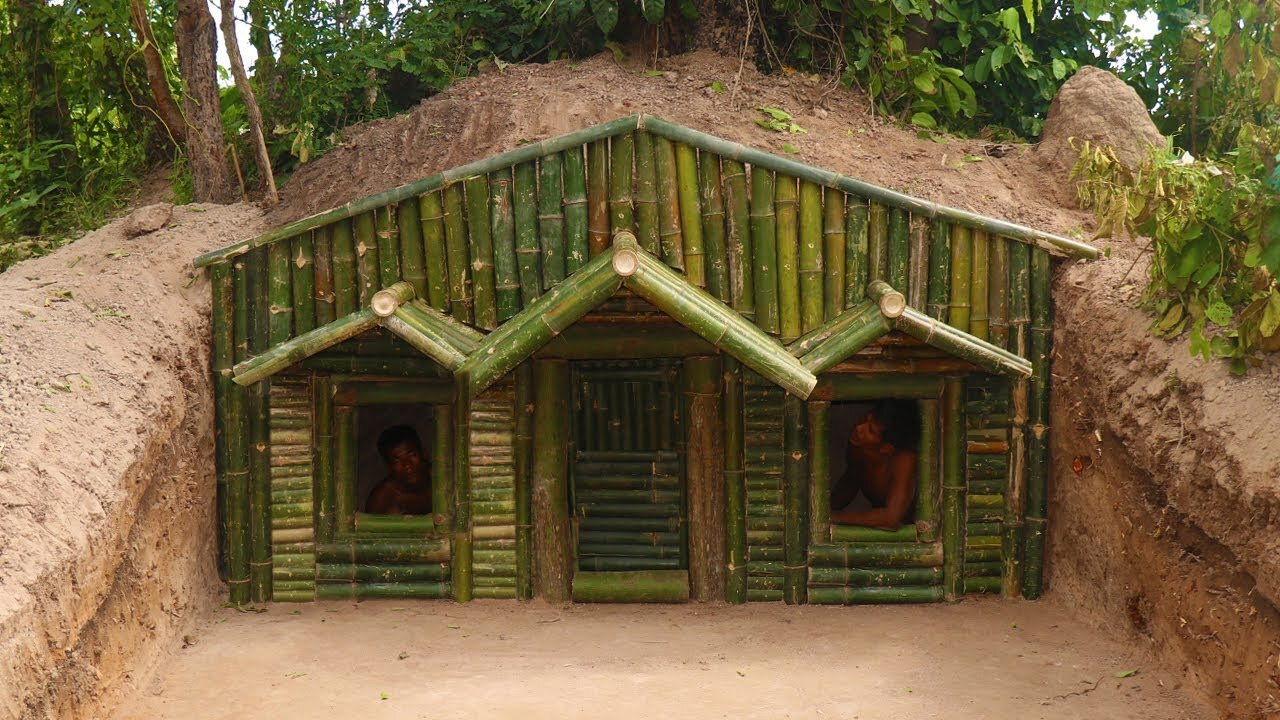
[1035,66,1166,203]
[267,49,1089,239]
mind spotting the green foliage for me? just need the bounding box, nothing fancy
[1072,129,1280,372]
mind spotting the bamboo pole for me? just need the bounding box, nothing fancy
[653,135,683,269]
[782,394,808,605]
[829,524,917,543]
[465,175,498,329]
[267,240,293,344]
[775,175,801,342]
[684,355,724,601]
[1003,377,1027,598]
[798,180,824,334]
[634,130,661,255]
[489,167,520,322]
[1023,248,1052,599]
[722,159,755,318]
[845,196,869,307]
[513,161,542,306]
[889,303,1033,378]
[335,405,357,532]
[822,187,846,320]
[247,252,272,601]
[676,142,705,285]
[808,542,943,567]
[314,375,335,542]
[948,224,972,332]
[613,237,817,398]
[397,198,426,303]
[452,381,472,601]
[970,230,990,341]
[216,263,249,603]
[571,570,690,602]
[514,363,534,600]
[354,210,380,307]
[916,398,940,542]
[809,566,941,586]
[808,401,831,545]
[609,131,635,238]
[868,202,888,284]
[809,373,944,401]
[807,586,943,604]
[330,220,357,318]
[538,153,566,289]
[989,236,1010,349]
[699,151,729,302]
[942,377,965,601]
[563,147,589,273]
[315,538,451,564]
[419,191,450,312]
[793,301,892,375]
[750,166,779,333]
[537,323,715,358]
[290,234,316,335]
[926,219,950,321]
[233,310,379,385]
[383,313,468,371]
[442,183,473,323]
[907,214,930,309]
[434,403,455,531]
[587,139,610,257]
[887,207,909,291]
[533,360,572,602]
[723,357,747,603]
[376,204,401,289]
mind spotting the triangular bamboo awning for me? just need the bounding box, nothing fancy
[232,234,1030,397]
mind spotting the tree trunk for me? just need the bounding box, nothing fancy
[128,0,187,146]
[219,0,277,204]
[175,0,234,203]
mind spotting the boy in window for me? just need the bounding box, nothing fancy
[366,425,432,515]
[830,400,919,530]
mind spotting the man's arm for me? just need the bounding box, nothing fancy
[366,482,400,515]
[830,451,916,530]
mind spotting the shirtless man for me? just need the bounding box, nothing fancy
[366,425,433,515]
[829,401,918,531]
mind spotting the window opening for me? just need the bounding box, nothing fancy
[828,399,921,531]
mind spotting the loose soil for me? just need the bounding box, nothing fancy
[1,47,1277,720]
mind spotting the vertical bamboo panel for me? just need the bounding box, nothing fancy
[634,131,661,256]
[290,234,316,335]
[723,357,747,603]
[515,363,534,600]
[1008,239,1030,358]
[442,184,473,323]
[676,143,705,286]
[609,132,635,239]
[989,237,1010,350]
[215,262,249,603]
[808,401,831,545]
[1023,248,1052,599]
[698,152,729,302]
[587,139,610,257]
[1003,377,1027,598]
[376,204,401,289]
[942,377,965,601]
[353,211,380,307]
[722,160,755,318]
[331,219,357,318]
[396,198,427,305]
[452,382,473,602]
[537,154,566,289]
[916,399,940,543]
[314,375,334,543]
[970,230,991,341]
[822,187,846,321]
[749,167,779,334]
[432,403,454,529]
[845,196,869,307]
[867,202,888,284]
[782,394,809,605]
[926,220,951,321]
[684,355,724,601]
[948,225,972,333]
[513,161,542,306]
[489,168,521,322]
[334,404,356,533]
[775,175,800,342]
[465,175,498,330]
[267,240,293,343]
[419,192,450,312]
[654,135,684,270]
[313,226,337,326]
[907,215,930,309]
[269,379,314,601]
[798,180,824,334]
[887,207,910,290]
[563,147,590,273]
[249,247,274,601]
[532,360,572,602]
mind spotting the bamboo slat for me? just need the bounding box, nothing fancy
[722,160,755,318]
[562,147,590,272]
[749,167,779,334]
[465,175,498,329]
[675,142,704,285]
[775,175,801,342]
[418,192,450,312]
[537,153,566,289]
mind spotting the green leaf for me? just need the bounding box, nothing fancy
[972,54,992,83]
[711,80,725,94]
[639,0,665,24]
[1260,291,1280,337]
[910,112,937,129]
[1209,10,1232,37]
[912,71,937,94]
[1191,261,1220,287]
[1051,58,1066,80]
[1156,303,1184,333]
[1205,300,1233,327]
[1021,0,1036,33]
[644,69,664,77]
[591,0,619,33]
[1114,669,1138,679]
[1260,240,1280,275]
[780,143,800,154]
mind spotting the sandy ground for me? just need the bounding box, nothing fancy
[111,598,1207,720]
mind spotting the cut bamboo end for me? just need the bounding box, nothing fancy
[371,281,416,317]
[612,232,640,276]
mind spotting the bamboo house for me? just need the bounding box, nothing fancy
[195,115,1098,606]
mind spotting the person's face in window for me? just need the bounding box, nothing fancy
[387,441,424,483]
[850,411,885,449]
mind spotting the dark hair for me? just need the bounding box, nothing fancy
[869,399,920,451]
[377,425,423,462]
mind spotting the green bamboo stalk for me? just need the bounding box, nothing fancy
[916,399,940,542]
[301,355,444,376]
[782,394,808,605]
[315,563,448,583]
[926,219,951,321]
[537,323,715,358]
[845,196,869,307]
[514,161,542,306]
[247,292,271,601]
[533,360,572,602]
[722,159,755,318]
[376,204,401,288]
[676,142,705,285]
[312,375,334,543]
[793,302,892,375]
[989,236,1010,349]
[453,382,472,601]
[353,513,437,533]
[887,207,909,291]
[1003,377,1027,598]
[889,302,1032,378]
[514,363,534,600]
[948,224,972,332]
[397,197,426,302]
[433,403,454,529]
[798,180,824,334]
[216,263,248,603]
[1009,236,1030,358]
[723,357,747,603]
[267,240,293,344]
[323,223,351,321]
[942,377,965,601]
[970,229,991,341]
[634,131,661,255]
[907,214,930,309]
[383,313,468,371]
[808,542,943,567]
[587,139,610,257]
[829,524,917,543]
[315,538,451,564]
[562,147,589,273]
[354,210,380,307]
[867,202,888,284]
[823,187,846,320]
[233,310,379,385]
[775,175,801,342]
[537,153,566,289]
[290,234,316,335]
[1023,248,1052,600]
[808,566,941,586]
[466,175,498,329]
[314,582,450,600]
[609,131,635,238]
[750,166,779,333]
[489,167,520,322]
[807,586,943,604]
[808,401,831,545]
[698,152,729,302]
[419,191,450,312]
[808,373,944,401]
[442,183,473,323]
[653,135,683,269]
[571,570,690,602]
